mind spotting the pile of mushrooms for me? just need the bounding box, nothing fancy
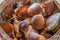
[0,0,60,40]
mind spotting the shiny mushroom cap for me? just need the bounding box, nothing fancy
[19,18,31,32]
[31,14,45,30]
[43,0,54,17]
[28,3,42,16]
[28,32,46,40]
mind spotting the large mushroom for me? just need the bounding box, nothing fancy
[31,14,45,30]
[19,18,37,39]
[19,18,31,32]
[16,5,30,19]
[27,3,42,16]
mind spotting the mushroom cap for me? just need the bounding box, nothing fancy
[4,6,13,14]
[0,22,14,38]
[31,14,45,30]
[28,32,46,40]
[28,3,42,16]
[19,18,31,32]
[44,1,54,16]
[16,5,30,19]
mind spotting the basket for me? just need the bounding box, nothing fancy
[0,0,60,40]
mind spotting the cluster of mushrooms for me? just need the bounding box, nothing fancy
[0,0,60,40]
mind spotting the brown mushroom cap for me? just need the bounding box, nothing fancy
[27,3,42,16]
[4,6,13,14]
[31,14,45,30]
[16,5,30,19]
[0,22,14,38]
[19,18,31,32]
[43,1,54,17]
[28,32,46,40]
[4,6,14,19]
[25,25,38,39]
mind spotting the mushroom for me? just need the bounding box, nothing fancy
[4,6,14,19]
[27,3,42,16]
[0,22,15,38]
[12,14,22,38]
[19,18,37,39]
[14,18,21,38]
[31,14,45,30]
[28,32,46,40]
[46,13,60,31]
[25,25,38,39]
[16,5,30,19]
[43,0,54,17]
[19,18,31,32]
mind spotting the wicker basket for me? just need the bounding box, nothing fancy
[0,0,60,40]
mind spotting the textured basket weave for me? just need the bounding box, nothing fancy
[0,0,60,40]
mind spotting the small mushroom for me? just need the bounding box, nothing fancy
[14,18,21,38]
[19,18,38,39]
[24,25,38,39]
[19,18,31,32]
[0,22,15,38]
[16,5,30,19]
[4,6,13,14]
[28,32,46,40]
[27,3,42,16]
[31,14,45,30]
[43,0,54,17]
[4,6,14,19]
